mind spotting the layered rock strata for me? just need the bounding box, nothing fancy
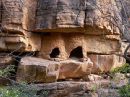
[16,56,125,83]
[0,0,127,83]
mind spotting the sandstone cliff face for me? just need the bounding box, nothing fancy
[24,0,121,35]
[0,0,127,83]
[0,0,125,34]
[1,0,23,34]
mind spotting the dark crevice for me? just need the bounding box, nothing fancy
[69,46,83,59]
[50,48,60,58]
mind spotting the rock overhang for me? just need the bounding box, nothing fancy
[0,0,127,84]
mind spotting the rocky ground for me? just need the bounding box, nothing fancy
[0,0,130,97]
[34,73,129,97]
[0,55,129,97]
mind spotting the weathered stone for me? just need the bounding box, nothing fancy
[40,33,67,60]
[4,35,28,51]
[58,58,93,79]
[121,41,130,56]
[19,55,125,81]
[88,74,103,81]
[17,57,93,82]
[0,0,123,35]
[0,54,14,69]
[88,54,126,73]
[35,0,85,32]
[35,80,111,97]
[63,33,87,59]
[84,0,121,35]
[16,57,59,83]
[22,0,37,31]
[35,79,124,97]
[16,54,126,83]
[17,49,126,83]
[0,33,41,52]
[0,0,128,89]
[25,32,41,51]
[40,33,87,60]
[2,0,23,34]
[86,35,122,54]
[39,34,121,61]
[22,0,121,35]
[0,0,124,60]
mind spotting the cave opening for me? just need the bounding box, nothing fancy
[50,48,60,58]
[69,46,83,59]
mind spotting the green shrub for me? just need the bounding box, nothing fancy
[0,84,38,97]
[0,65,39,97]
[0,64,41,97]
[119,84,130,97]
[0,87,20,97]
[0,65,15,77]
[111,63,130,74]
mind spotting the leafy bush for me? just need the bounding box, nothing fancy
[0,65,15,77]
[0,84,38,97]
[119,84,130,97]
[0,65,39,97]
[0,86,20,97]
[111,63,130,74]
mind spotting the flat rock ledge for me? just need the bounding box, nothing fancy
[16,57,93,83]
[16,56,125,83]
[31,80,121,97]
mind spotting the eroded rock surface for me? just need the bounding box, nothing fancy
[16,57,93,83]
[2,0,23,34]
[0,0,127,86]
[23,0,121,35]
[34,80,119,97]
[16,57,60,83]
[88,54,126,73]
[16,56,125,83]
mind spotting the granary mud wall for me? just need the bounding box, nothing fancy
[0,0,127,83]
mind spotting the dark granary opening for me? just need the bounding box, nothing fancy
[69,46,83,59]
[50,48,60,58]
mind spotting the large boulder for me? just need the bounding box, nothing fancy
[16,55,126,83]
[16,57,60,83]
[16,57,93,83]
[59,58,93,79]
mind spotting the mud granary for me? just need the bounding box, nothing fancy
[0,0,126,83]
